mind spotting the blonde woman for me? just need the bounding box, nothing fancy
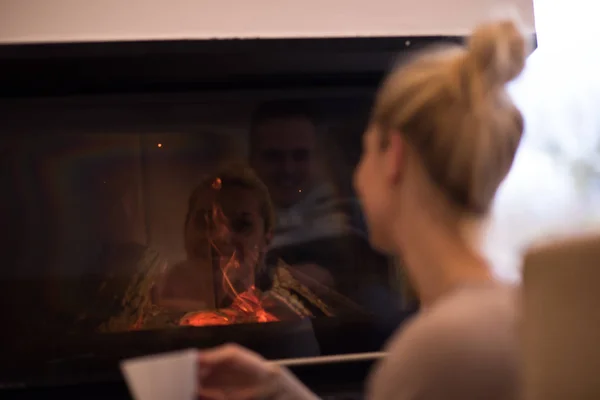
[195,19,528,400]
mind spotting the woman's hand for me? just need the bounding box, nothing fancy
[198,344,318,400]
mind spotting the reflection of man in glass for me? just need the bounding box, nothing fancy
[249,101,317,210]
[249,101,363,251]
[249,101,403,317]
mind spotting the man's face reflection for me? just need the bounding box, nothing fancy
[184,185,269,299]
[250,117,317,208]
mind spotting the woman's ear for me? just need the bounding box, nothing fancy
[386,131,405,185]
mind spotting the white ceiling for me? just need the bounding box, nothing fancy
[0,0,535,44]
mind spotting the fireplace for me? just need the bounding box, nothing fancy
[0,35,459,396]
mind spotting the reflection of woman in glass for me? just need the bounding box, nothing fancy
[158,163,275,313]
[194,19,528,400]
[158,163,364,326]
[103,163,362,331]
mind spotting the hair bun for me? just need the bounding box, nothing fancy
[467,19,528,87]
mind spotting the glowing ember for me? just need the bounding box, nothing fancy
[211,177,222,190]
[180,289,278,327]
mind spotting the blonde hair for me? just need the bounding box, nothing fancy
[372,20,528,215]
[184,162,275,254]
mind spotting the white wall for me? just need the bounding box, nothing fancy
[533,0,600,50]
[0,0,534,44]
[484,1,600,282]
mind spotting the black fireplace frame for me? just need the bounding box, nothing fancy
[0,36,467,98]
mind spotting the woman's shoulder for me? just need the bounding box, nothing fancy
[397,284,517,350]
[368,284,519,400]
